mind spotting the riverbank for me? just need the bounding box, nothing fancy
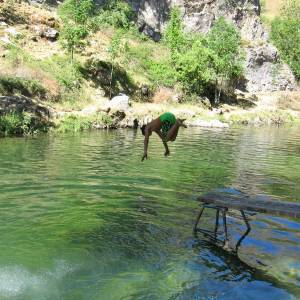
[1,91,300,136]
[51,90,300,132]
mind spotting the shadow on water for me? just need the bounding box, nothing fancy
[171,231,300,300]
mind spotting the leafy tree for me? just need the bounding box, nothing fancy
[175,37,216,95]
[207,17,244,103]
[271,0,300,79]
[58,0,95,62]
[91,0,135,30]
[107,31,124,98]
[164,7,185,61]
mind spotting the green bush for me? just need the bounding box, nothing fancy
[163,11,244,101]
[41,55,82,90]
[56,113,113,133]
[0,76,47,99]
[56,115,93,133]
[91,0,135,30]
[206,17,244,102]
[164,7,185,60]
[271,0,300,79]
[175,38,216,94]
[0,112,46,136]
[58,0,95,61]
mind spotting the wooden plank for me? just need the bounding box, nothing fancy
[198,192,300,218]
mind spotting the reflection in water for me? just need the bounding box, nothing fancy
[0,127,299,299]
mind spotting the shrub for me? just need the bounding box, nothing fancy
[58,0,95,61]
[206,17,244,102]
[271,0,300,79]
[175,38,216,95]
[91,0,135,30]
[164,7,185,60]
[0,76,47,99]
[0,112,47,136]
[56,115,93,133]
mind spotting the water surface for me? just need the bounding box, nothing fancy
[0,127,299,299]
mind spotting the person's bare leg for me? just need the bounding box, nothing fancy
[166,122,180,142]
[166,119,186,141]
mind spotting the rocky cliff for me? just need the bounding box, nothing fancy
[125,0,297,93]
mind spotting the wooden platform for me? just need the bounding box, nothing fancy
[198,192,300,218]
[194,191,300,253]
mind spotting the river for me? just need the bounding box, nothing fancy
[0,127,299,299]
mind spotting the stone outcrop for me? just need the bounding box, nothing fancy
[0,96,54,120]
[126,0,297,93]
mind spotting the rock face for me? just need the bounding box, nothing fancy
[126,0,297,93]
[0,96,54,120]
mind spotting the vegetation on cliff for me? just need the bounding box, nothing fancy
[270,0,300,80]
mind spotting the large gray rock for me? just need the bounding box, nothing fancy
[244,45,296,92]
[108,93,130,111]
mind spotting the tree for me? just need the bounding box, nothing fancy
[207,17,244,103]
[58,0,94,62]
[107,31,124,98]
[164,7,185,61]
[271,0,300,79]
[175,37,216,95]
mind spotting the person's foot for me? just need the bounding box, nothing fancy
[177,118,187,128]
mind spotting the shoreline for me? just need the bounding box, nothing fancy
[1,93,300,136]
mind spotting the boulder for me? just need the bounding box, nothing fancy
[108,93,130,111]
[4,27,20,37]
[0,96,54,120]
[33,25,59,41]
[43,27,59,40]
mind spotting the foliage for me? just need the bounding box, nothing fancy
[164,7,185,60]
[5,44,82,92]
[175,38,216,95]
[91,0,134,29]
[206,17,244,102]
[125,43,176,87]
[0,112,47,136]
[56,113,113,133]
[58,0,94,24]
[107,31,125,98]
[0,76,47,99]
[59,25,89,61]
[56,115,93,133]
[163,11,244,101]
[41,55,82,90]
[58,0,95,61]
[80,59,137,97]
[271,0,300,79]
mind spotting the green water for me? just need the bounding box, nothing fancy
[0,127,299,300]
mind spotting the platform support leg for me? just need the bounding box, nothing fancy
[214,209,220,238]
[235,210,252,252]
[222,209,229,247]
[193,206,205,232]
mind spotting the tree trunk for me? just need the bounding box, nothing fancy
[109,63,114,100]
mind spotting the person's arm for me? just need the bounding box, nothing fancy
[163,140,170,156]
[142,129,150,161]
